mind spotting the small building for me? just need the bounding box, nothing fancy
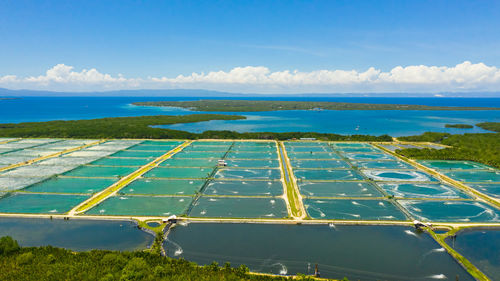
[218,159,227,166]
[163,215,177,224]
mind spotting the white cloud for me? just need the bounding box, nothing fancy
[1,61,500,93]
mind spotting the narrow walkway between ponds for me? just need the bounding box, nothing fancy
[278,141,306,219]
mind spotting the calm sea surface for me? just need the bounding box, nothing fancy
[1,97,499,136]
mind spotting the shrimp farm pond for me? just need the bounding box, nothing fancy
[0,137,499,280]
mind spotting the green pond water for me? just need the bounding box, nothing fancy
[225,159,279,168]
[230,146,276,152]
[121,178,206,195]
[467,183,500,199]
[183,145,229,152]
[164,223,472,280]
[290,159,350,169]
[127,145,176,151]
[331,142,372,147]
[89,157,153,166]
[446,228,500,280]
[0,217,153,251]
[214,168,281,180]
[334,147,381,153]
[361,170,437,182]
[226,151,278,159]
[398,200,500,222]
[285,146,334,153]
[203,180,283,196]
[294,169,363,181]
[442,170,500,183]
[341,152,397,161]
[189,197,288,218]
[144,167,215,178]
[298,181,383,197]
[86,195,193,216]
[304,198,407,220]
[0,193,89,214]
[287,152,340,160]
[110,150,166,158]
[161,158,217,167]
[23,177,116,194]
[140,140,183,146]
[173,151,226,158]
[62,165,138,178]
[352,160,414,169]
[418,160,492,170]
[377,183,471,199]
[193,141,234,146]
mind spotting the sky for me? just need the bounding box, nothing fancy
[1,0,500,94]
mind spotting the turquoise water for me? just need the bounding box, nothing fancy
[362,170,437,182]
[0,217,153,251]
[342,152,396,160]
[161,158,218,167]
[304,198,407,220]
[378,183,471,199]
[442,170,500,183]
[299,181,383,197]
[352,160,414,169]
[290,159,350,169]
[419,160,493,170]
[144,167,215,178]
[23,177,116,194]
[173,151,226,158]
[214,168,281,180]
[164,223,472,280]
[226,151,277,159]
[294,169,363,181]
[399,200,500,222]
[225,159,279,168]
[334,147,382,153]
[90,157,153,166]
[285,146,334,153]
[86,195,193,216]
[467,183,500,199]
[0,193,89,214]
[203,180,283,196]
[287,152,340,160]
[62,165,138,177]
[110,150,165,157]
[140,140,184,146]
[446,228,500,280]
[188,197,288,218]
[121,179,206,195]
[128,144,177,151]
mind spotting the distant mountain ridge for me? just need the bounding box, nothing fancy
[0,87,500,97]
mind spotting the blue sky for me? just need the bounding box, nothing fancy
[1,0,500,93]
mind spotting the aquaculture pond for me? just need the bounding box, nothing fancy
[0,217,153,251]
[164,223,473,281]
[446,228,500,279]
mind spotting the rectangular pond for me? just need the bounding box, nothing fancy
[188,197,288,218]
[62,165,139,178]
[466,183,500,199]
[203,180,283,196]
[23,177,116,194]
[164,223,472,281]
[352,160,414,170]
[85,195,193,216]
[214,168,281,180]
[377,183,471,199]
[286,152,340,160]
[442,170,500,183]
[298,181,383,198]
[120,178,206,195]
[290,159,350,169]
[398,200,500,222]
[294,169,364,181]
[304,198,407,220]
[144,167,215,178]
[361,170,437,182]
[89,157,153,166]
[0,193,89,214]
[419,160,493,171]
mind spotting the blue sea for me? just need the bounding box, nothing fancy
[1,97,499,136]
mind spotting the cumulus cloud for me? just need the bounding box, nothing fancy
[1,61,500,93]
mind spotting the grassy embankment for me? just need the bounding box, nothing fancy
[0,236,329,281]
[0,115,391,141]
[396,122,500,168]
[133,100,500,112]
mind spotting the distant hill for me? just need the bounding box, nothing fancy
[1,87,500,97]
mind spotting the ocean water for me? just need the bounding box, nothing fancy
[1,97,499,136]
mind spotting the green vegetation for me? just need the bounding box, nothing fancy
[477,122,500,132]
[397,131,500,168]
[0,236,327,281]
[133,100,500,112]
[0,115,392,141]
[444,124,473,129]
